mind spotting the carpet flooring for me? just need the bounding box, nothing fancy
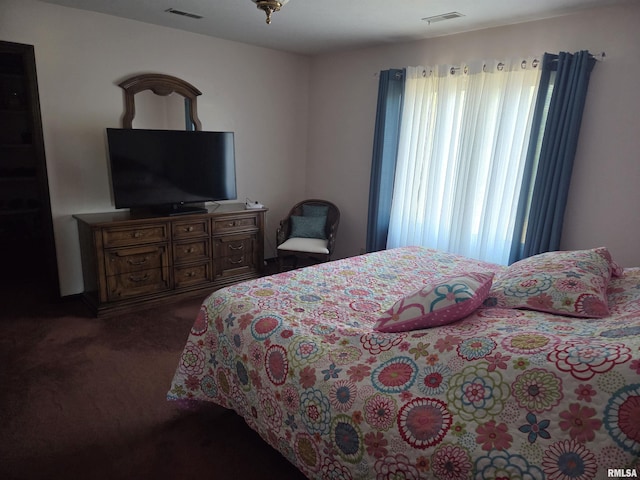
[0,281,307,480]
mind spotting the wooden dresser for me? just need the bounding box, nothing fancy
[74,203,266,316]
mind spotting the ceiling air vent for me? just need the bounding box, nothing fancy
[165,8,203,19]
[422,12,465,24]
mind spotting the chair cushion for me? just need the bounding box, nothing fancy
[278,237,329,254]
[290,215,327,239]
[302,204,330,217]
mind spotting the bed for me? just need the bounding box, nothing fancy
[168,246,640,479]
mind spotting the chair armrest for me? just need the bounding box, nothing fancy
[276,219,290,246]
[326,223,338,254]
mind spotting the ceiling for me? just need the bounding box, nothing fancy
[40,0,628,55]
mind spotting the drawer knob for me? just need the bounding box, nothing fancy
[129,273,150,282]
[186,247,195,253]
[229,243,244,250]
[127,256,149,265]
[186,271,196,277]
[132,231,143,238]
[186,226,194,232]
[229,257,244,265]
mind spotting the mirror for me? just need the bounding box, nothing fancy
[118,73,202,130]
[132,91,190,130]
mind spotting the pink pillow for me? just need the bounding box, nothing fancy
[374,272,494,333]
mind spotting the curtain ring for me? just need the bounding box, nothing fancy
[521,60,527,69]
[532,58,540,68]
[497,62,504,71]
[422,68,427,77]
[463,65,469,75]
[450,66,456,75]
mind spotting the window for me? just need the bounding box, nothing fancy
[386,61,541,264]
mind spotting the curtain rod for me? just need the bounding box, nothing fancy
[547,51,606,62]
[374,51,606,77]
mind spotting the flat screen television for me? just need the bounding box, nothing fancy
[106,128,237,215]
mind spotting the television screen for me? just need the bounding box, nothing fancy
[106,128,237,212]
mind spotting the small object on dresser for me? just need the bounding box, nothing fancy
[245,198,264,209]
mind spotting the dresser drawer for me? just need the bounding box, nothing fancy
[102,223,169,248]
[212,214,258,233]
[172,218,209,240]
[174,262,212,288]
[214,235,253,258]
[106,268,171,301]
[105,244,169,276]
[173,239,210,265]
[215,254,255,278]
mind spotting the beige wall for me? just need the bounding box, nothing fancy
[2,0,310,296]
[3,0,640,296]
[306,2,640,267]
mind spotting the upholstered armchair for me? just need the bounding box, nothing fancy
[276,199,340,272]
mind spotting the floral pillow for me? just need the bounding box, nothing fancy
[374,272,494,333]
[487,247,617,318]
[596,246,624,277]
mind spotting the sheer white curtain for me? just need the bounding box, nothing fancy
[387,60,541,265]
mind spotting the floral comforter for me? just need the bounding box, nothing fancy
[168,246,640,479]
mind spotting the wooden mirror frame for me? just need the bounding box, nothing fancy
[118,73,202,130]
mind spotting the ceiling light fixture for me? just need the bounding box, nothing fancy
[251,0,289,25]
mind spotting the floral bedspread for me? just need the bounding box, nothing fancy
[168,246,640,479]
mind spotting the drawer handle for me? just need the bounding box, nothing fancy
[185,247,195,253]
[129,273,150,283]
[226,222,235,227]
[229,257,244,265]
[127,256,149,265]
[185,226,194,232]
[132,231,143,238]
[228,243,244,250]
[186,271,196,277]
